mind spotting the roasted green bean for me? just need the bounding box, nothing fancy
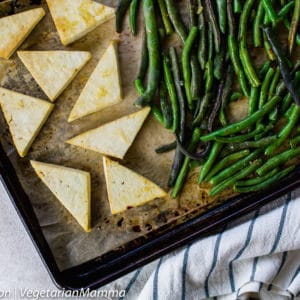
[257,147,300,176]
[201,96,281,141]
[210,159,262,196]
[135,0,161,107]
[205,149,250,181]
[210,149,262,185]
[198,142,223,183]
[182,26,198,109]
[235,166,295,193]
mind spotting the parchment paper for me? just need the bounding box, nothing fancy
[0,0,246,270]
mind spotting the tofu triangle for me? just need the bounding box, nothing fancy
[0,8,45,59]
[0,88,54,157]
[67,107,150,159]
[46,0,115,46]
[68,42,122,122]
[31,161,91,232]
[103,157,167,214]
[18,51,91,101]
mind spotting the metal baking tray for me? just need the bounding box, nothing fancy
[1,142,300,290]
[1,0,300,291]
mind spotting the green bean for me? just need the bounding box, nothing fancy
[235,166,295,193]
[172,128,201,197]
[197,0,207,70]
[239,40,261,87]
[219,65,234,126]
[201,96,281,141]
[205,149,250,181]
[276,62,300,96]
[249,87,260,116]
[278,1,294,20]
[198,142,223,183]
[205,0,221,53]
[155,141,177,153]
[135,79,145,95]
[216,0,227,34]
[235,168,279,187]
[257,147,300,176]
[238,0,254,39]
[262,26,300,106]
[213,48,226,80]
[269,107,279,121]
[134,31,148,95]
[162,54,179,133]
[238,0,261,87]
[265,105,300,156]
[230,92,243,102]
[223,136,277,154]
[157,0,173,36]
[189,0,197,28]
[290,135,300,148]
[228,36,250,96]
[208,79,225,132]
[169,147,185,187]
[262,0,278,24]
[253,124,275,140]
[165,0,187,42]
[135,0,161,107]
[210,159,262,196]
[205,25,214,93]
[280,73,300,114]
[263,33,276,61]
[182,26,198,110]
[152,105,164,125]
[269,67,280,98]
[210,149,262,185]
[214,126,263,143]
[159,81,173,129]
[288,0,300,54]
[268,67,281,119]
[258,67,275,108]
[233,0,242,14]
[262,11,276,61]
[129,0,139,35]
[227,0,250,95]
[191,57,201,102]
[283,103,294,117]
[193,93,212,125]
[259,60,271,78]
[189,160,204,170]
[169,47,186,142]
[253,2,264,47]
[284,20,300,46]
[279,93,293,115]
[116,0,132,33]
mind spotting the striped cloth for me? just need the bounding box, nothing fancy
[104,189,300,300]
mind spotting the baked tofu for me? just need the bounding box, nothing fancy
[68,41,122,122]
[103,157,167,214]
[18,50,91,101]
[0,88,54,157]
[31,161,91,232]
[67,107,151,159]
[0,8,45,59]
[46,0,115,46]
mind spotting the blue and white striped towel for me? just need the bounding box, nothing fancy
[104,189,300,300]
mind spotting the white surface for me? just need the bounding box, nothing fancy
[0,182,57,291]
